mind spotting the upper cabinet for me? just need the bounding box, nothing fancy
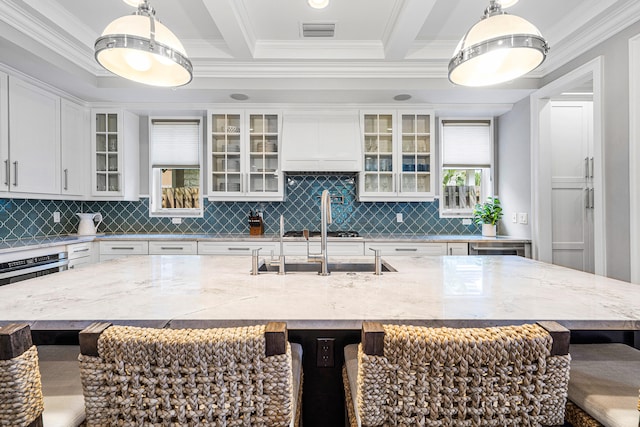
[359,111,434,201]
[61,99,89,196]
[207,110,283,201]
[281,110,361,172]
[91,109,139,200]
[5,77,61,195]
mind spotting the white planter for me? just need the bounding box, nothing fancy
[482,224,496,237]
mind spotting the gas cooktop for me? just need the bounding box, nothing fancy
[283,230,360,238]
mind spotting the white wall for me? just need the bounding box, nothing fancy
[497,98,531,238]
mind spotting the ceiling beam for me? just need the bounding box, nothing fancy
[201,0,255,59]
[383,0,438,60]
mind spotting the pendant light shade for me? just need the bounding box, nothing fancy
[95,1,192,87]
[448,0,548,87]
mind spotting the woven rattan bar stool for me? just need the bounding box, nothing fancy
[564,343,640,427]
[78,321,302,427]
[343,321,571,427]
[0,323,85,427]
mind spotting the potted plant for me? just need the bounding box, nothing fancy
[472,196,503,237]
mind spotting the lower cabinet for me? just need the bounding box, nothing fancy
[99,241,149,261]
[66,242,96,269]
[197,241,278,256]
[149,241,197,255]
[447,242,469,256]
[364,242,448,256]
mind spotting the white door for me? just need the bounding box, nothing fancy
[8,77,60,194]
[550,101,594,272]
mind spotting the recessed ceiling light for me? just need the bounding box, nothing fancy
[394,94,412,101]
[308,0,329,9]
[230,93,249,101]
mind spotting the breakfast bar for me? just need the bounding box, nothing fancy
[0,254,638,331]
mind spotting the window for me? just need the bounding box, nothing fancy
[149,118,203,217]
[439,119,494,217]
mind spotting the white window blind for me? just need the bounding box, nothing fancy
[441,121,492,167]
[151,120,201,167]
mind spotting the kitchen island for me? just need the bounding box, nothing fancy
[0,254,637,331]
[2,254,638,427]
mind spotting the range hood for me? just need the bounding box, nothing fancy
[281,110,362,172]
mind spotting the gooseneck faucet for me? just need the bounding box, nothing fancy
[308,189,332,275]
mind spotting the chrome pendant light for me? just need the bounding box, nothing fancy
[95,0,193,87]
[448,0,549,87]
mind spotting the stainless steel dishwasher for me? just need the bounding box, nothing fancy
[468,241,531,258]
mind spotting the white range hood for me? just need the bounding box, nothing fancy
[281,110,362,172]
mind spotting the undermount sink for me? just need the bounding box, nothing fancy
[257,260,397,273]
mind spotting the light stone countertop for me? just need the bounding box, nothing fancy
[0,233,531,255]
[0,255,637,331]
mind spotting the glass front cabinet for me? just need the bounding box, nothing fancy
[207,111,283,201]
[359,111,434,201]
[91,109,139,200]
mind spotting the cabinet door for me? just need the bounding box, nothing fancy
[99,241,148,261]
[8,77,60,194]
[148,241,198,255]
[92,111,121,195]
[360,113,395,197]
[399,113,433,197]
[447,242,469,256]
[247,113,282,199]
[61,100,88,196]
[0,71,7,192]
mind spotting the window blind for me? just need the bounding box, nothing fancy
[151,119,201,167]
[441,120,492,167]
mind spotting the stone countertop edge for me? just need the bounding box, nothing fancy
[0,233,531,254]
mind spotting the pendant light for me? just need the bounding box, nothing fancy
[95,0,193,87]
[448,0,548,87]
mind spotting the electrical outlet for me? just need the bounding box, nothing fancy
[316,338,334,367]
[518,213,528,225]
[462,218,472,225]
[53,212,60,223]
[396,213,403,223]
[171,217,182,224]
[511,212,517,223]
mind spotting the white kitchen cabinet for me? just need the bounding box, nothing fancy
[6,77,60,195]
[446,242,469,256]
[0,72,7,192]
[61,100,89,196]
[91,109,139,200]
[197,241,278,256]
[99,241,148,261]
[149,241,198,255]
[281,110,361,171]
[207,111,283,201]
[364,242,447,256]
[359,111,434,201]
[67,241,96,269]
[283,241,365,256]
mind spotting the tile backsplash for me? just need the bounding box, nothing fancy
[0,174,478,241]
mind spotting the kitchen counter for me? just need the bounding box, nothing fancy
[0,255,637,331]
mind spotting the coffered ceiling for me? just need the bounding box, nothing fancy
[0,0,638,107]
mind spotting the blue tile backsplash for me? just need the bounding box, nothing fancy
[0,174,479,241]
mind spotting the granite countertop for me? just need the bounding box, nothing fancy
[0,255,636,331]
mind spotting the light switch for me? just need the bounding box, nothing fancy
[396,213,403,223]
[517,213,528,224]
[462,218,472,225]
[53,212,60,223]
[171,217,182,224]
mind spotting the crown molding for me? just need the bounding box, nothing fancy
[539,0,640,75]
[0,1,100,74]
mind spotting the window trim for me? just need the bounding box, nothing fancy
[148,116,204,218]
[438,117,495,219]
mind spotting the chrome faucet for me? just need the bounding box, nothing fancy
[308,189,332,275]
[268,214,286,274]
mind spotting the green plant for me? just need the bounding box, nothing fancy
[472,196,503,225]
